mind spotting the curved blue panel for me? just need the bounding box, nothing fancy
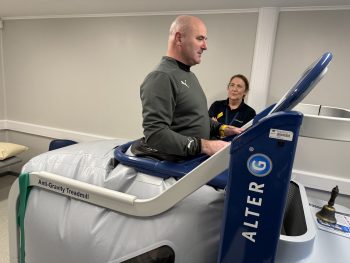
[114,142,228,186]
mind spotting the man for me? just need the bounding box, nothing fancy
[137,15,243,160]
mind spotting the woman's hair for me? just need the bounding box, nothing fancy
[228,74,249,91]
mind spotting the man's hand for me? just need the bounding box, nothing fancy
[201,139,230,156]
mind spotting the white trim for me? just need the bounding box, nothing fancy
[0,119,117,142]
[0,119,6,130]
[1,8,258,20]
[281,5,350,12]
[248,7,279,113]
[0,27,7,120]
[292,169,350,196]
[2,5,350,20]
[0,5,350,20]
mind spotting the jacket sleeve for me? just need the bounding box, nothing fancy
[141,71,200,156]
[208,101,217,118]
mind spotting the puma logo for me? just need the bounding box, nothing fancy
[181,80,190,88]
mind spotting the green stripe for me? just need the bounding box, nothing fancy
[18,173,32,263]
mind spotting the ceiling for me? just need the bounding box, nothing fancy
[1,0,350,18]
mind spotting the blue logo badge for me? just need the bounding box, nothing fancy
[247,154,272,177]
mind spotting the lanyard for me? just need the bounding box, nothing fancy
[225,109,239,126]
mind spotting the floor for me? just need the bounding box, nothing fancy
[0,174,17,263]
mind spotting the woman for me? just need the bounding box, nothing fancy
[209,74,256,128]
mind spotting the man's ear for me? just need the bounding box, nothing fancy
[174,32,182,46]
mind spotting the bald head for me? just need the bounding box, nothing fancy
[167,15,208,66]
[169,15,199,37]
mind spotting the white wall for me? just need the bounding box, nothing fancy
[0,27,5,120]
[2,13,257,140]
[269,9,350,109]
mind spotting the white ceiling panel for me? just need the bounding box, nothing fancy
[0,0,350,18]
